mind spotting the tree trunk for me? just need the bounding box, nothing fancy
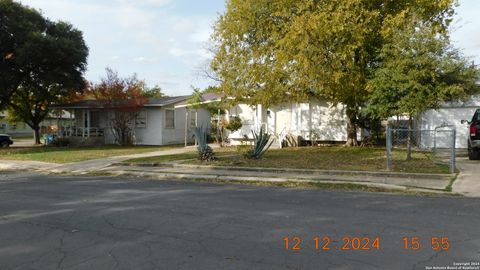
[33,126,41,145]
[345,107,358,147]
[406,116,413,161]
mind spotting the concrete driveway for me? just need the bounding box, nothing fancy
[453,157,480,197]
[1,173,479,270]
[9,138,36,148]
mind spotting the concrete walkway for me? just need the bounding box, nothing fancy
[453,157,480,197]
[0,146,198,174]
[0,160,55,171]
[102,163,453,192]
[50,146,199,174]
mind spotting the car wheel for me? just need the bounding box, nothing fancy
[1,141,9,148]
[468,143,480,160]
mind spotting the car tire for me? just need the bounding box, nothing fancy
[468,144,480,160]
[1,141,9,148]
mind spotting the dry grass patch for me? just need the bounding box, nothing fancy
[186,146,450,174]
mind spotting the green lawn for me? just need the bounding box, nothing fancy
[128,146,450,174]
[0,145,180,164]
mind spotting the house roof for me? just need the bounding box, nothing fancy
[1,110,72,119]
[53,95,190,110]
[174,93,226,108]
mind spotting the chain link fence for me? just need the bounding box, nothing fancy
[386,127,456,173]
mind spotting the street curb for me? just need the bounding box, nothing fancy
[112,162,455,180]
[96,169,456,195]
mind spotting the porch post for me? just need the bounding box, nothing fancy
[274,110,277,136]
[195,109,198,127]
[184,109,188,147]
[195,109,198,146]
[82,110,85,138]
[257,104,267,131]
[69,110,73,137]
[256,104,261,130]
[87,110,91,138]
[56,112,60,137]
[309,102,313,143]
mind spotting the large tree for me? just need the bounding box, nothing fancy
[0,0,46,110]
[211,0,456,146]
[6,19,89,144]
[366,15,479,159]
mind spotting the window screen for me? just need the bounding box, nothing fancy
[165,109,175,129]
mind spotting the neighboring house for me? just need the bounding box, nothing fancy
[53,95,213,146]
[0,111,72,137]
[226,95,480,148]
[419,96,480,149]
[225,100,352,146]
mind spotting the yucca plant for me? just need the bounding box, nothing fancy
[194,126,217,161]
[246,126,274,159]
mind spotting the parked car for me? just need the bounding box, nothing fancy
[0,134,13,147]
[462,109,480,160]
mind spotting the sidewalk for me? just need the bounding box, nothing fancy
[101,162,454,192]
[0,146,198,174]
[0,160,55,171]
[453,157,480,197]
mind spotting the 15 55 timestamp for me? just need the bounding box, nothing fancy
[283,236,450,252]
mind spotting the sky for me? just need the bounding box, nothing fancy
[18,0,480,96]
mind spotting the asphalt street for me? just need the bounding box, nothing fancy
[0,172,479,270]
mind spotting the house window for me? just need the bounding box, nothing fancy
[135,110,147,128]
[165,109,175,129]
[190,110,197,127]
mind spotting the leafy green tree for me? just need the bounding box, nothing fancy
[188,86,227,114]
[7,19,88,144]
[211,0,456,146]
[0,0,47,109]
[367,15,479,159]
[142,85,164,99]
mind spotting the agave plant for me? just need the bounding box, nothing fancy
[194,126,217,161]
[246,126,274,159]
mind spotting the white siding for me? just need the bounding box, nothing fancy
[309,101,347,141]
[228,104,257,140]
[420,107,477,149]
[134,108,163,145]
[228,100,348,143]
[161,106,211,145]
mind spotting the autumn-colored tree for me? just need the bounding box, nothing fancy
[211,0,456,146]
[87,68,147,146]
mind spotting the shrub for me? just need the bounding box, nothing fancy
[246,126,273,159]
[194,126,217,161]
[51,137,70,147]
[225,116,242,132]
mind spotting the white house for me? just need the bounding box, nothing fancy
[54,95,213,146]
[226,100,351,146]
[226,96,480,148]
[0,110,73,137]
[419,96,480,149]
